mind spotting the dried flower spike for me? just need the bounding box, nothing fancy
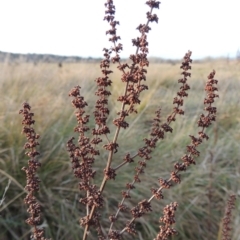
[19,102,49,240]
[154,202,178,240]
[67,86,104,223]
[222,195,236,240]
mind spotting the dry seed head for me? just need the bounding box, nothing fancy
[222,195,236,240]
[19,103,49,240]
[154,202,178,240]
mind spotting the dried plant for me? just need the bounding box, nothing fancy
[15,1,237,240]
[19,103,49,240]
[222,195,236,240]
[66,1,220,239]
[154,202,178,240]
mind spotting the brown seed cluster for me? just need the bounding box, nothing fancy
[168,50,192,122]
[154,202,178,240]
[222,195,236,240]
[19,102,49,240]
[168,70,219,185]
[108,230,121,240]
[113,0,161,131]
[119,108,164,203]
[67,86,103,227]
[94,0,124,138]
[94,46,112,136]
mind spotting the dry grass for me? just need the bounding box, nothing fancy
[0,57,239,239]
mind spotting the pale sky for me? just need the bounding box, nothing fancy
[0,0,239,59]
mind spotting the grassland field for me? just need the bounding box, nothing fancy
[0,58,239,239]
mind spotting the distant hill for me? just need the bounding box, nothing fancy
[0,51,102,63]
[0,50,233,64]
[0,51,184,65]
